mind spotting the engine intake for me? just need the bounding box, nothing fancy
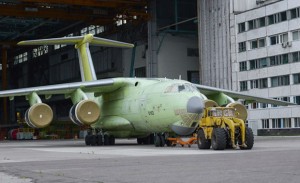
[25,103,53,128]
[69,100,100,126]
[226,102,248,121]
[204,99,219,108]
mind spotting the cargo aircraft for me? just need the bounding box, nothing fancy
[0,34,295,146]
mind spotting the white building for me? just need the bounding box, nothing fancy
[199,0,300,135]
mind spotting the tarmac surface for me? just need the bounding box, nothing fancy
[0,136,300,183]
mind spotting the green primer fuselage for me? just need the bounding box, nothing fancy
[91,78,204,138]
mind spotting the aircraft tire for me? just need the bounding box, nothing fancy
[149,134,155,144]
[239,127,254,150]
[85,135,91,146]
[211,128,227,150]
[137,138,143,144]
[197,128,211,149]
[160,135,165,147]
[104,134,110,145]
[90,135,97,146]
[109,135,115,145]
[154,135,161,147]
[97,134,103,146]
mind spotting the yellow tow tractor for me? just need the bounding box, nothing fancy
[196,100,254,150]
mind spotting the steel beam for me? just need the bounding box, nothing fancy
[0,4,112,23]
[1,47,8,124]
[20,0,147,7]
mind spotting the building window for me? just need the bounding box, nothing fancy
[260,103,268,108]
[268,11,287,25]
[294,96,300,105]
[280,11,287,21]
[272,119,281,128]
[257,17,266,27]
[187,71,200,84]
[270,33,288,45]
[33,45,48,58]
[14,52,28,65]
[250,78,268,89]
[292,52,300,62]
[270,54,289,66]
[295,118,300,128]
[292,30,300,41]
[262,119,269,129]
[250,38,265,49]
[248,19,256,30]
[268,14,275,25]
[290,8,300,19]
[239,61,247,71]
[260,58,268,67]
[238,41,246,52]
[271,75,290,87]
[270,35,279,45]
[293,73,300,84]
[240,81,248,91]
[238,22,246,33]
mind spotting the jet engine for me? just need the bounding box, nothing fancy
[25,103,53,128]
[69,100,100,126]
[204,99,219,108]
[226,102,248,121]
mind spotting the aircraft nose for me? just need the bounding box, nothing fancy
[187,96,204,114]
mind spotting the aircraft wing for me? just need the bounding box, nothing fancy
[194,84,296,106]
[0,78,126,99]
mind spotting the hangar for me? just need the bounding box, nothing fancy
[0,0,199,139]
[0,0,299,139]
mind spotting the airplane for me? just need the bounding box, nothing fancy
[0,34,295,147]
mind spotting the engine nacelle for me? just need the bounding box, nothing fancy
[204,99,219,108]
[69,100,100,126]
[25,103,53,128]
[226,102,248,121]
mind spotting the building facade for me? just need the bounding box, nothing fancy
[198,0,300,135]
[232,0,300,135]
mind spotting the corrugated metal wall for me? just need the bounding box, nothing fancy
[198,0,232,89]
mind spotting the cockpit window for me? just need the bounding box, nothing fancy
[165,83,197,93]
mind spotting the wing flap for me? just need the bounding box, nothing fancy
[195,84,296,106]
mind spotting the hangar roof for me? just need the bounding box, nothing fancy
[0,0,149,46]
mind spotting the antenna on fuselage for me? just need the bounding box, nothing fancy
[18,34,134,81]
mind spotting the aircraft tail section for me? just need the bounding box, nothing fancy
[18,34,134,81]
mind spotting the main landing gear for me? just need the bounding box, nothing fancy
[137,134,155,145]
[85,129,115,146]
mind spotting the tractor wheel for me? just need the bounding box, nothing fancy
[197,128,211,149]
[240,127,254,150]
[211,128,227,150]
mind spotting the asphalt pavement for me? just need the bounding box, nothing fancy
[0,136,300,183]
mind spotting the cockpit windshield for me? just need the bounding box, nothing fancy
[164,83,197,93]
